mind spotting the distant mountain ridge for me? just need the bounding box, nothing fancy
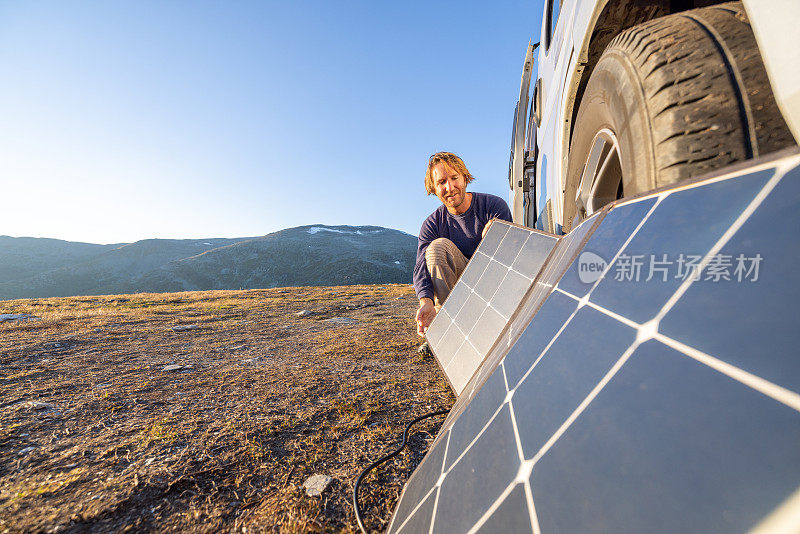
[0,225,417,300]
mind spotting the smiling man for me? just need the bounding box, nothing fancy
[413,152,512,341]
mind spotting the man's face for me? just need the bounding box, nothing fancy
[432,163,469,213]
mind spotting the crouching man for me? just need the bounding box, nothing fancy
[413,152,512,343]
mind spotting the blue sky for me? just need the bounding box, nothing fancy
[0,1,543,244]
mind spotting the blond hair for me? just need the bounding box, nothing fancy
[425,152,475,195]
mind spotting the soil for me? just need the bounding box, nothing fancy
[0,285,454,533]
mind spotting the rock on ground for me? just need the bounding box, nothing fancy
[171,325,199,332]
[15,401,55,411]
[324,317,357,325]
[303,474,333,497]
[0,314,39,323]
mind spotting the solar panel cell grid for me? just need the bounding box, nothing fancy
[455,213,607,406]
[389,153,800,534]
[430,406,520,534]
[533,339,800,533]
[493,226,530,266]
[557,196,658,299]
[426,221,558,395]
[478,222,509,256]
[467,306,506,355]
[502,290,578,388]
[443,368,507,471]
[458,252,490,288]
[441,282,470,320]
[589,169,774,324]
[445,340,483,393]
[489,269,533,319]
[475,484,534,534]
[512,232,557,274]
[660,165,800,393]
[453,292,485,339]
[513,306,637,458]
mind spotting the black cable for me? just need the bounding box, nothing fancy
[353,409,449,534]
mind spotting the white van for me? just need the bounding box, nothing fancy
[509,0,800,233]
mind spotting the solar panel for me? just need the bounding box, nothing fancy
[425,221,558,395]
[389,151,800,534]
[533,339,800,533]
[460,212,606,405]
[588,169,774,324]
[659,164,800,393]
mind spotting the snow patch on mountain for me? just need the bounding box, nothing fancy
[307,227,385,235]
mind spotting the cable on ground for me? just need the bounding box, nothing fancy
[353,409,449,534]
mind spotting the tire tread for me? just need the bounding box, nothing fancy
[604,1,794,185]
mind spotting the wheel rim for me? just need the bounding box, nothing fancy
[574,128,623,221]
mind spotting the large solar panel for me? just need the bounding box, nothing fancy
[389,151,800,533]
[425,221,558,395]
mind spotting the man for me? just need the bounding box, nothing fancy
[414,152,512,340]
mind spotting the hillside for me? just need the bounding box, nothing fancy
[0,285,453,532]
[0,226,417,301]
[0,237,122,285]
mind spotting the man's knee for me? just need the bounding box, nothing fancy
[425,238,458,267]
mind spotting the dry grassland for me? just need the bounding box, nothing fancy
[0,285,454,533]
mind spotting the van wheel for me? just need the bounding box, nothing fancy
[563,1,794,231]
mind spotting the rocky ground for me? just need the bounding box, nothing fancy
[0,285,454,533]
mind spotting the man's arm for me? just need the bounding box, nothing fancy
[413,216,440,336]
[412,221,437,303]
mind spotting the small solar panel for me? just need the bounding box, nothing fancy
[389,152,800,534]
[425,221,558,395]
[459,212,606,405]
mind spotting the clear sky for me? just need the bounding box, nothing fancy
[0,1,543,244]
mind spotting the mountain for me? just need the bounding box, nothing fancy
[0,225,417,300]
[0,236,122,284]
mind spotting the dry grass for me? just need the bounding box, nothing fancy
[0,285,454,533]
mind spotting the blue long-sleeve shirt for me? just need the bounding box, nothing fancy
[413,192,512,301]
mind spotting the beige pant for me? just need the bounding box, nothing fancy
[425,238,469,309]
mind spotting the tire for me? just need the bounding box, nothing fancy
[563,1,795,231]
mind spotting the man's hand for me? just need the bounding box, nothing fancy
[416,297,436,337]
